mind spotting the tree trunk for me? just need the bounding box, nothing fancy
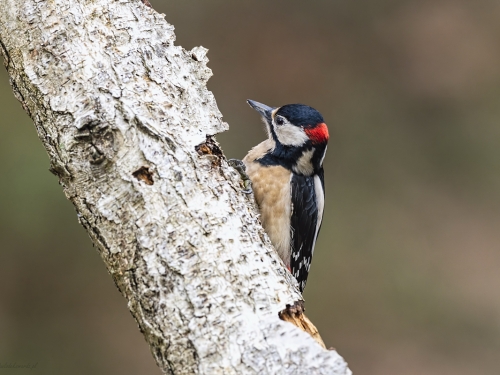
[0,0,352,374]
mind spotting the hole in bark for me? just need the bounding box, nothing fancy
[195,136,223,158]
[196,143,212,155]
[195,136,224,168]
[133,166,154,185]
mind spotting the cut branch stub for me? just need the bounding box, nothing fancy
[279,300,327,349]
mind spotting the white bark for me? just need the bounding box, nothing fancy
[0,1,351,374]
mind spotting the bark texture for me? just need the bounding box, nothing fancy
[0,1,352,374]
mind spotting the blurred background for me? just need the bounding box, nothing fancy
[1,0,500,374]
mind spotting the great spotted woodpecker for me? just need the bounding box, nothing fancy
[241,100,329,292]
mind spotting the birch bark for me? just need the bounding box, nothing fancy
[0,0,352,374]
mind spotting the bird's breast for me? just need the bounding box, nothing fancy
[243,154,293,266]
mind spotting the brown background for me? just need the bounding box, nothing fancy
[1,1,500,374]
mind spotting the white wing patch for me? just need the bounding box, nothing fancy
[320,146,327,166]
[311,175,324,255]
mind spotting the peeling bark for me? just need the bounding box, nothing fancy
[0,0,352,374]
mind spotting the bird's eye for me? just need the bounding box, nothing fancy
[275,116,285,125]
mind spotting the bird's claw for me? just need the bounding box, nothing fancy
[242,180,253,194]
[228,159,253,194]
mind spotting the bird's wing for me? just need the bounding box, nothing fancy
[290,173,320,292]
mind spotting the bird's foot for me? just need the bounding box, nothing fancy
[228,159,253,194]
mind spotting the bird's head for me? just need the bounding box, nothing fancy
[247,100,329,148]
[247,99,329,174]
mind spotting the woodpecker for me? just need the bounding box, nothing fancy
[241,100,328,292]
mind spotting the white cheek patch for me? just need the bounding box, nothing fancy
[275,124,309,146]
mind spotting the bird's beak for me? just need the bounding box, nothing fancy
[247,100,274,122]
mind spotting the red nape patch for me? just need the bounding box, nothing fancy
[304,123,329,144]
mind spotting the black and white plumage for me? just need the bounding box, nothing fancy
[242,100,328,292]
